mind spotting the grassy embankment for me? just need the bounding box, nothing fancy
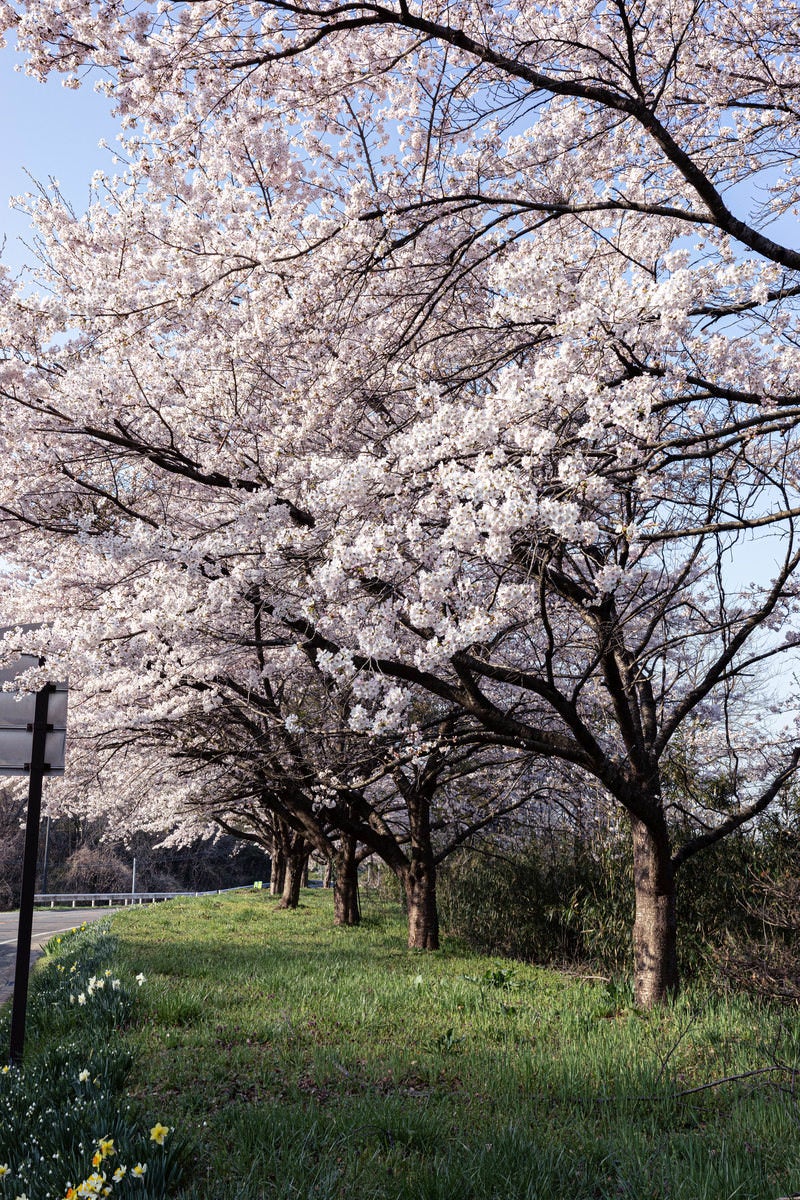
[103,888,800,1200]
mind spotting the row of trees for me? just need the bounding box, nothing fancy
[1,0,800,1005]
[0,786,271,907]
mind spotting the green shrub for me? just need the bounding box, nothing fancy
[438,823,800,983]
[438,836,633,973]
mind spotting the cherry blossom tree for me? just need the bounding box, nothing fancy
[49,633,540,944]
[2,0,800,1003]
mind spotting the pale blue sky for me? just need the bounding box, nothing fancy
[0,48,120,273]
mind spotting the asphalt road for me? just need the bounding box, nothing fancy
[0,907,118,1007]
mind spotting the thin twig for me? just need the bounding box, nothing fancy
[674,1065,789,1098]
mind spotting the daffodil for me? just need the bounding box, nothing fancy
[77,994,87,1006]
[1,1066,9,1075]
[0,1164,9,1177]
[131,1163,147,1178]
[78,1172,106,1197]
[149,1122,170,1145]
[78,1069,90,1083]
[97,1138,115,1159]
[111,1166,126,1183]
[135,973,146,986]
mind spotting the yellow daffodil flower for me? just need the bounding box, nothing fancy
[131,1163,147,1177]
[0,1164,9,1177]
[111,1166,126,1183]
[98,1138,115,1159]
[78,1069,90,1083]
[149,1122,170,1145]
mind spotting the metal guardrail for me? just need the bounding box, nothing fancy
[33,886,253,909]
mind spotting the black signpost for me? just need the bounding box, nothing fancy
[0,640,67,1065]
[9,683,52,1064]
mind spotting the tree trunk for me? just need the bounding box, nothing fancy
[333,837,360,926]
[269,848,286,896]
[404,859,439,950]
[631,815,678,1007]
[399,772,440,950]
[323,859,332,889]
[279,851,306,909]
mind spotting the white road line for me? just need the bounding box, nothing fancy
[0,910,119,953]
[0,922,104,947]
[0,930,67,946]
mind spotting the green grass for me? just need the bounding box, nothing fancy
[106,889,800,1200]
